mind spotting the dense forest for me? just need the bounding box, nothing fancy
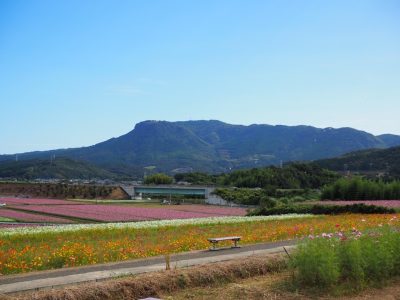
[321,177,400,200]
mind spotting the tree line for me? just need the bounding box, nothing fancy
[321,177,400,200]
[174,163,339,189]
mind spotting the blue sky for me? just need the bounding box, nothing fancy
[1,0,399,154]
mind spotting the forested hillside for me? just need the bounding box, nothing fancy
[314,146,400,179]
[0,158,131,180]
[1,120,399,176]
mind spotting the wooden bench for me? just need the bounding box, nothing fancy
[207,236,241,251]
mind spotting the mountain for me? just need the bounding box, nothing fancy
[1,120,399,177]
[377,134,400,147]
[314,146,400,178]
[0,157,130,180]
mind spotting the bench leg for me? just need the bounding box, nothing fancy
[210,241,218,251]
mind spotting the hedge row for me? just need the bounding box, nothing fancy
[248,203,395,216]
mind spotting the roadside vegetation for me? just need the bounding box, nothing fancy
[289,224,400,294]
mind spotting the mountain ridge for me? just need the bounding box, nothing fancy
[1,120,399,176]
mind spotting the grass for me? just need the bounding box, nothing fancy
[289,225,400,293]
[0,214,398,275]
[0,217,15,222]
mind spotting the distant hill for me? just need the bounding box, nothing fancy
[0,157,131,180]
[377,134,400,147]
[1,120,399,176]
[314,146,400,179]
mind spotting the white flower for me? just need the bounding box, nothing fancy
[0,214,315,237]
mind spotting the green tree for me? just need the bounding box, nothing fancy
[144,173,174,185]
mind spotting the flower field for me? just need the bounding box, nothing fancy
[0,213,398,275]
[10,204,247,222]
[0,197,247,223]
[0,208,74,223]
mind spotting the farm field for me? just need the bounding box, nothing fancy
[0,208,74,223]
[0,197,247,223]
[0,213,398,275]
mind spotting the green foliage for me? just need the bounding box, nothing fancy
[214,187,321,206]
[338,239,364,287]
[291,238,340,288]
[144,173,174,185]
[214,188,276,206]
[249,203,395,216]
[218,163,339,189]
[321,177,400,200]
[315,146,400,180]
[174,172,218,185]
[290,228,400,290]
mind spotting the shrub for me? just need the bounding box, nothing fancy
[249,203,395,216]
